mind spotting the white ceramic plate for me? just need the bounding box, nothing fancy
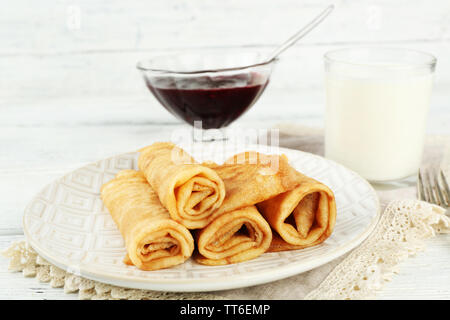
[23,143,380,292]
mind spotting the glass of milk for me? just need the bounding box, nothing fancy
[324,47,436,185]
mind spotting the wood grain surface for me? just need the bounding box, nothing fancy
[1,0,449,299]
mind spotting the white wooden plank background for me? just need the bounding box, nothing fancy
[1,0,450,299]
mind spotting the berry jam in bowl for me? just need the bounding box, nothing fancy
[137,50,276,131]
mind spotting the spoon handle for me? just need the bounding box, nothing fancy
[266,5,335,62]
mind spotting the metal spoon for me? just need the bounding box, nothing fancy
[265,5,335,63]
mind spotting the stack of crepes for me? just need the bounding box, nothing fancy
[100,142,337,271]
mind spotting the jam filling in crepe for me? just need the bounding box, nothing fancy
[100,170,194,271]
[138,142,226,229]
[194,206,272,266]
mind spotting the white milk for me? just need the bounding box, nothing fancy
[324,70,433,182]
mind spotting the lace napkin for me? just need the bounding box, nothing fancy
[3,124,450,300]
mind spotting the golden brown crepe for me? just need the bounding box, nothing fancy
[138,142,226,229]
[206,151,336,252]
[257,176,337,252]
[204,151,301,216]
[100,170,194,271]
[194,206,272,265]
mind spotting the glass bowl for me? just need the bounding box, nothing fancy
[137,49,276,130]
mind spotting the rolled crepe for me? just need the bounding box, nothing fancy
[100,170,194,271]
[194,206,272,266]
[205,151,301,216]
[206,151,336,252]
[138,142,226,229]
[257,174,337,252]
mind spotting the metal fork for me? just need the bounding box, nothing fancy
[417,167,450,208]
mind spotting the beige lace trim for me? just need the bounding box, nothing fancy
[3,199,449,300]
[305,199,450,299]
[2,242,224,300]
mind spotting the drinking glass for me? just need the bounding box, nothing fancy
[324,47,437,185]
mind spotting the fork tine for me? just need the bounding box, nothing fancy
[440,169,450,206]
[417,169,428,202]
[432,169,446,206]
[425,169,439,205]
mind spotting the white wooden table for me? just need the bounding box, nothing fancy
[1,0,450,299]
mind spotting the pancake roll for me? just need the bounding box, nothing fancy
[100,170,194,271]
[257,173,337,252]
[194,206,272,266]
[138,142,226,229]
[205,151,301,216]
